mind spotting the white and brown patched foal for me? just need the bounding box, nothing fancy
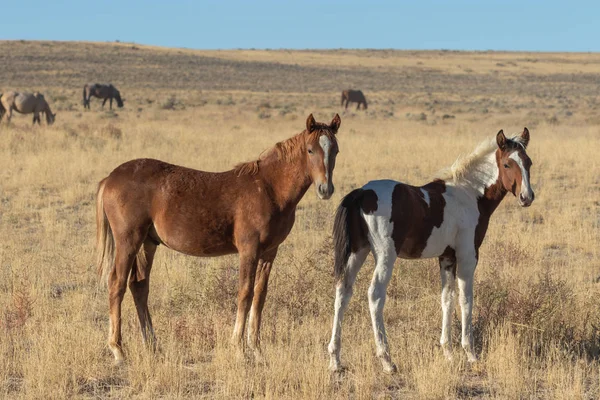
[328,128,534,373]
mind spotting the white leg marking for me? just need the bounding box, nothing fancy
[368,243,397,373]
[439,258,456,359]
[328,248,369,372]
[456,248,477,362]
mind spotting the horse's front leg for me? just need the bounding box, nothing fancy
[102,98,108,108]
[231,243,260,351]
[456,249,478,362]
[110,98,113,110]
[439,250,457,360]
[247,246,278,359]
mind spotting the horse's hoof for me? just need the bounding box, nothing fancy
[329,364,347,374]
[442,349,454,361]
[113,358,125,367]
[383,363,397,375]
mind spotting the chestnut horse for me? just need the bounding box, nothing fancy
[328,129,534,373]
[341,89,368,110]
[97,114,341,363]
[0,91,56,125]
[83,83,124,110]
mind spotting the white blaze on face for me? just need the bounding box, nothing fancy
[509,152,533,200]
[319,135,332,182]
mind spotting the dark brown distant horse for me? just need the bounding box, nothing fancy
[341,89,368,110]
[83,83,124,110]
[97,113,341,364]
[0,91,56,125]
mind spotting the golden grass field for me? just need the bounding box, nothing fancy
[1,40,600,399]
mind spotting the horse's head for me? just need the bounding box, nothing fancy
[304,113,341,200]
[496,128,534,207]
[47,112,57,125]
[115,91,124,108]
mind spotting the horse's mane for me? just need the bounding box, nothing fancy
[234,124,336,177]
[436,134,527,184]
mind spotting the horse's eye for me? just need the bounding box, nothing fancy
[308,149,314,155]
[504,164,510,169]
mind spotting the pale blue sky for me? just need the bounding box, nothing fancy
[1,1,597,51]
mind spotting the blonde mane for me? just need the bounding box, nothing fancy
[436,134,526,184]
[234,126,335,176]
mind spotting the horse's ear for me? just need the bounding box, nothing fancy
[330,113,341,134]
[520,127,530,148]
[306,114,317,132]
[496,130,507,151]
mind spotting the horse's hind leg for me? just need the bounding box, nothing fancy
[368,243,397,373]
[129,240,158,352]
[328,247,369,372]
[102,98,108,108]
[107,229,146,364]
[5,108,12,124]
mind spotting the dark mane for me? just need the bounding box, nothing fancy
[234,124,336,177]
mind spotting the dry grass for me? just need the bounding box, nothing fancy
[0,41,600,399]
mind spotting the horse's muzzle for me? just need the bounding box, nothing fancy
[518,191,534,207]
[317,183,334,200]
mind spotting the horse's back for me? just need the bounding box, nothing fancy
[101,158,244,256]
[343,90,365,102]
[9,92,41,113]
[360,179,453,259]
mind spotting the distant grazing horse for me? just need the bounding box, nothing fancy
[328,128,534,373]
[97,113,341,364]
[341,89,368,110]
[0,91,56,125]
[83,83,123,110]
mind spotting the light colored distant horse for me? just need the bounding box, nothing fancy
[328,128,534,373]
[83,83,124,110]
[0,92,56,125]
[341,89,368,110]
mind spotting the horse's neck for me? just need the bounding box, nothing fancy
[260,155,312,210]
[465,151,507,218]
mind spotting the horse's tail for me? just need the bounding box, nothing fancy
[333,188,369,282]
[341,91,346,107]
[96,178,114,283]
[0,93,5,118]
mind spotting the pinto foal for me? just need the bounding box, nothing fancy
[328,129,534,373]
[97,114,341,364]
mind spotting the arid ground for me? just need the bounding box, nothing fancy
[1,41,600,398]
